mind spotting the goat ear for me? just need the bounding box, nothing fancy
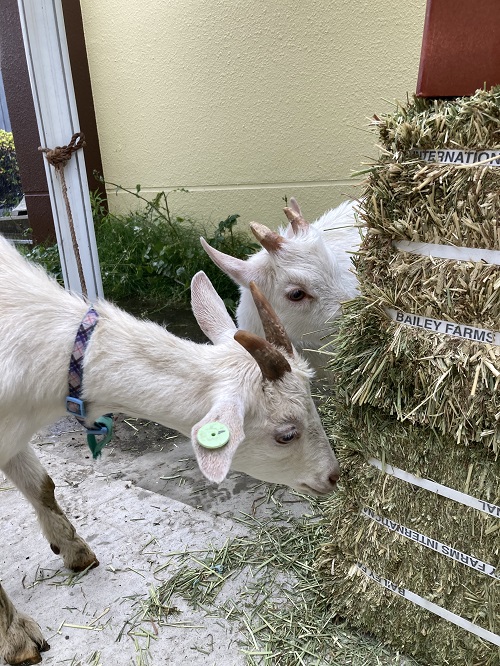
[200,237,253,287]
[191,400,245,483]
[191,271,236,344]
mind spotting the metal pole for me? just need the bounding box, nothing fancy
[17,0,103,300]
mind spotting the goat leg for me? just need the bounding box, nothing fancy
[2,447,98,571]
[0,583,49,665]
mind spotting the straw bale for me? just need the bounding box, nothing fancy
[374,87,500,154]
[336,88,500,448]
[359,162,500,249]
[328,298,500,452]
[319,88,500,664]
[357,234,500,327]
[319,401,500,666]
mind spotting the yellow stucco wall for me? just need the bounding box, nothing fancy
[79,0,427,229]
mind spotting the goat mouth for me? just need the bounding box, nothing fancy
[298,482,336,497]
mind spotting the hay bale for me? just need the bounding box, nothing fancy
[359,161,500,250]
[320,88,500,665]
[341,87,500,449]
[319,402,500,666]
[375,88,500,153]
[329,298,500,451]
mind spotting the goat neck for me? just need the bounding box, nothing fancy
[81,303,254,434]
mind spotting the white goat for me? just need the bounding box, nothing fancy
[0,235,339,665]
[201,198,360,369]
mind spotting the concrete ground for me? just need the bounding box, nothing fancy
[2,416,310,666]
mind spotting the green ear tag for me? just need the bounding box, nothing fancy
[197,422,230,449]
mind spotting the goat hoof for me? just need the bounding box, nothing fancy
[9,639,49,665]
[50,543,99,569]
[71,556,99,573]
[2,613,49,666]
[39,640,50,653]
[59,538,99,572]
[7,655,41,665]
[7,650,44,665]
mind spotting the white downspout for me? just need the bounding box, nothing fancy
[17,0,103,300]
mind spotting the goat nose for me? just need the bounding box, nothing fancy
[329,469,340,485]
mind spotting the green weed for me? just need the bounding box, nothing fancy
[25,184,257,311]
[0,130,22,209]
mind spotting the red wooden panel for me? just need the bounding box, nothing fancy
[417,0,500,97]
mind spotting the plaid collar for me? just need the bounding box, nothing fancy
[66,306,99,421]
[65,306,113,459]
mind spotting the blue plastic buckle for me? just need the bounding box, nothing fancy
[66,396,86,419]
[86,424,108,436]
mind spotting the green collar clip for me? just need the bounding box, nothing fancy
[86,415,114,459]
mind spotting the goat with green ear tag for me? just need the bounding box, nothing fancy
[0,235,339,666]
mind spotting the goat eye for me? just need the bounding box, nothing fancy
[275,428,298,444]
[287,289,306,302]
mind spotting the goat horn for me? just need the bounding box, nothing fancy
[234,330,291,381]
[250,222,284,253]
[283,206,309,235]
[249,281,293,356]
[289,197,303,216]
